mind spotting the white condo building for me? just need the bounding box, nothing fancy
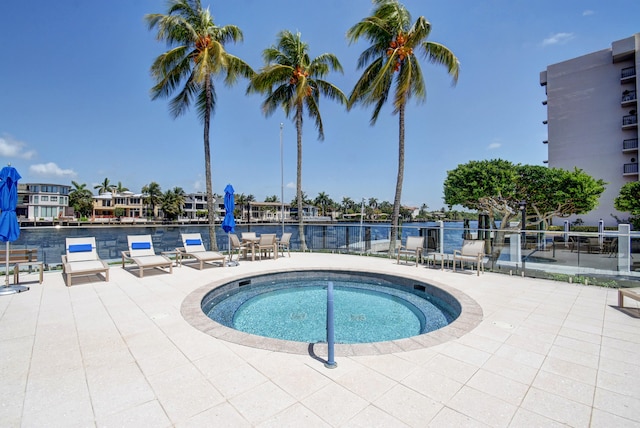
[540,33,639,227]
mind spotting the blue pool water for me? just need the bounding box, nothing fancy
[202,272,459,344]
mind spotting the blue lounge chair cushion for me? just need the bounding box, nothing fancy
[131,242,151,250]
[186,239,201,246]
[69,244,93,253]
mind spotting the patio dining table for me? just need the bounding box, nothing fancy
[241,236,260,261]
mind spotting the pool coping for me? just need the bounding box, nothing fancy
[181,266,483,356]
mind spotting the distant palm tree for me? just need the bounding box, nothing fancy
[342,197,354,213]
[94,177,114,195]
[314,192,332,216]
[114,181,129,194]
[69,181,94,217]
[142,182,163,218]
[249,30,347,251]
[161,187,187,220]
[347,0,459,255]
[146,0,254,250]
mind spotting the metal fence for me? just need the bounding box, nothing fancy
[6,221,640,284]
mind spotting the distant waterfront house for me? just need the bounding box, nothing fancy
[17,183,71,221]
[92,191,146,219]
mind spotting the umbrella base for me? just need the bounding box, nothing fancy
[226,260,239,267]
[0,284,30,296]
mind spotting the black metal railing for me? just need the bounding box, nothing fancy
[623,163,639,174]
[622,90,637,102]
[623,115,638,126]
[623,138,639,150]
[621,66,636,79]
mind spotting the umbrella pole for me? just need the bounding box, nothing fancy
[226,233,238,267]
[5,241,8,287]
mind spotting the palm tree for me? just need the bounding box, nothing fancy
[114,181,129,194]
[161,187,186,220]
[142,182,163,218]
[347,0,459,254]
[69,181,94,218]
[94,177,114,195]
[249,30,347,251]
[146,0,254,250]
[314,191,332,216]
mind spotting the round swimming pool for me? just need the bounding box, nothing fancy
[200,270,460,344]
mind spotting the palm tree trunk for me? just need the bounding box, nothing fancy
[204,80,218,250]
[389,103,405,256]
[296,105,307,251]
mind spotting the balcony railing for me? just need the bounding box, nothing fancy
[624,163,639,174]
[623,138,639,150]
[621,66,636,79]
[623,115,638,126]
[622,90,637,103]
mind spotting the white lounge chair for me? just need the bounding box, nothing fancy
[122,234,173,278]
[397,236,424,267]
[179,233,226,269]
[61,237,110,286]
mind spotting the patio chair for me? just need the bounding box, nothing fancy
[61,237,110,286]
[256,234,277,260]
[277,232,292,257]
[121,234,173,278]
[178,233,226,269]
[229,233,249,262]
[453,239,485,276]
[397,236,424,267]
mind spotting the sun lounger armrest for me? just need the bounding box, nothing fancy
[121,251,132,268]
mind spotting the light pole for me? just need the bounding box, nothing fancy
[519,200,527,274]
[280,123,284,236]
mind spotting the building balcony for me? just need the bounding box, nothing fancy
[623,138,639,152]
[621,66,636,84]
[622,114,638,129]
[622,90,637,107]
[623,163,639,175]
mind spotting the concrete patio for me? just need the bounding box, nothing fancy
[1,253,638,427]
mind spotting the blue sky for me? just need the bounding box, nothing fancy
[1,0,638,210]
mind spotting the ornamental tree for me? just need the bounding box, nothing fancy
[614,181,640,229]
[443,159,606,231]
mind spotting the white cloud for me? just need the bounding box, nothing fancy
[29,162,76,178]
[582,10,594,16]
[488,142,501,150]
[286,182,296,189]
[541,32,575,47]
[0,135,36,159]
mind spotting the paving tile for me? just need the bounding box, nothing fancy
[176,401,251,427]
[373,384,443,426]
[466,369,529,406]
[96,400,171,428]
[401,366,463,403]
[146,363,225,424]
[230,381,297,425]
[531,370,595,406]
[481,354,538,385]
[421,353,479,384]
[428,406,489,427]
[508,407,567,428]
[257,402,331,428]
[447,385,518,428]
[344,404,412,428]
[301,382,369,426]
[540,355,598,385]
[590,408,639,428]
[521,387,592,427]
[208,361,268,398]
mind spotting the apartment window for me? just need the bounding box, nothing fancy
[41,196,49,202]
[32,195,38,204]
[50,196,58,202]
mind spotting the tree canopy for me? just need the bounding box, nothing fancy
[614,181,640,229]
[443,159,606,229]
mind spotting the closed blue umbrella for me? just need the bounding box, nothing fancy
[0,165,29,294]
[221,184,236,266]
